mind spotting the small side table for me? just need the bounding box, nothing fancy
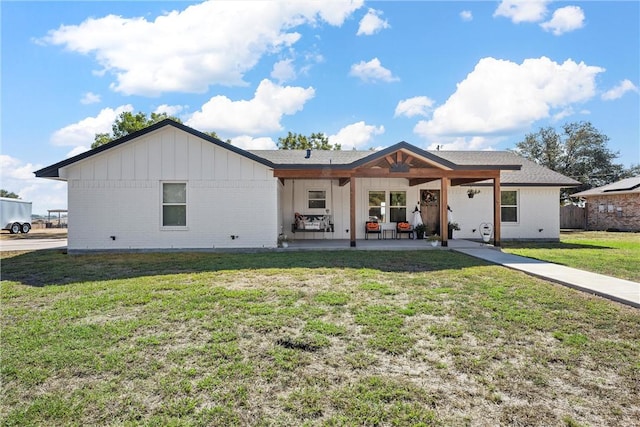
[381,223,396,240]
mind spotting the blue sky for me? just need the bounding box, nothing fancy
[2,0,638,214]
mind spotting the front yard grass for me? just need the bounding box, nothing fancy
[1,249,639,426]
[503,231,640,282]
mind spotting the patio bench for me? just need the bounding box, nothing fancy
[292,214,334,233]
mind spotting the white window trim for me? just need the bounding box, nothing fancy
[161,182,188,230]
[389,190,407,223]
[307,189,327,211]
[501,190,519,224]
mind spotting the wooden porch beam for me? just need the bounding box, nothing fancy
[351,168,500,179]
[273,168,501,180]
[350,178,356,247]
[385,155,395,167]
[493,177,501,247]
[396,151,402,163]
[338,178,351,187]
[403,155,414,165]
[440,178,449,247]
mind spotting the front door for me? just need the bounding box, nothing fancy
[420,190,440,235]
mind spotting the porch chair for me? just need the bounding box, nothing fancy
[396,221,414,239]
[365,221,381,240]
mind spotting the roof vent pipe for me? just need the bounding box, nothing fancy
[305,149,311,159]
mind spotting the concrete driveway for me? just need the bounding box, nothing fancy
[0,237,67,251]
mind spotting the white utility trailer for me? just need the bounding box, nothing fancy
[0,197,32,233]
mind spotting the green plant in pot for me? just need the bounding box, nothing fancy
[426,234,440,246]
[414,223,427,239]
[447,222,460,239]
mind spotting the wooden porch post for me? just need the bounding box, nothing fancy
[493,176,501,247]
[440,177,449,247]
[350,177,356,247]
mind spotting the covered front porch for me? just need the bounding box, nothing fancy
[273,143,521,248]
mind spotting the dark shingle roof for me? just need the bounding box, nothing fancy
[572,176,640,197]
[434,151,581,186]
[248,150,370,165]
[34,120,578,187]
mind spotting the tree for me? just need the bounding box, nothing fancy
[0,189,20,199]
[91,112,182,149]
[277,132,341,150]
[513,121,634,199]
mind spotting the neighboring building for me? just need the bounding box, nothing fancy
[572,177,640,232]
[35,120,579,252]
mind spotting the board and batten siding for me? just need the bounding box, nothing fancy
[61,127,278,251]
[448,186,561,240]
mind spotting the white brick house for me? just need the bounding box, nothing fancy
[36,120,579,252]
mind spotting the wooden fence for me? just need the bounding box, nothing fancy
[560,205,586,229]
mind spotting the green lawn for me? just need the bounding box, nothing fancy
[1,249,639,426]
[503,231,640,282]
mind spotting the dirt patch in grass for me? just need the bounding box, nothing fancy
[2,250,639,425]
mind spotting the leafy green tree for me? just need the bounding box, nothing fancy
[514,121,635,199]
[277,132,341,150]
[0,189,20,199]
[92,112,182,149]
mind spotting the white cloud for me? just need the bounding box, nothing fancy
[186,79,315,135]
[394,96,435,118]
[271,59,297,83]
[601,79,639,101]
[540,6,585,35]
[357,8,390,36]
[50,105,133,152]
[230,135,278,150]
[426,136,497,151]
[414,57,604,138]
[41,1,363,96]
[349,58,399,83]
[154,104,185,116]
[80,91,101,104]
[494,0,549,23]
[460,10,473,22]
[0,154,67,215]
[328,121,384,150]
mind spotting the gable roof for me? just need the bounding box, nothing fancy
[34,119,275,179]
[572,176,640,197]
[435,152,581,186]
[34,120,579,187]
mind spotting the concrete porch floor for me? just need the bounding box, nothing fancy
[282,238,494,251]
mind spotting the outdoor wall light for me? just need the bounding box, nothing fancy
[538,228,544,232]
[110,236,116,240]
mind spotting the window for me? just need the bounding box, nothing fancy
[501,190,518,223]
[162,183,186,227]
[308,190,326,209]
[389,191,407,222]
[368,191,386,222]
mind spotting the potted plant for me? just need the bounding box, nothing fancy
[414,223,427,239]
[277,233,289,248]
[467,188,480,198]
[447,222,460,239]
[426,234,440,247]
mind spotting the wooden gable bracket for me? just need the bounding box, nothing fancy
[339,178,351,187]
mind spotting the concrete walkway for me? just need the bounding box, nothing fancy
[455,248,640,309]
